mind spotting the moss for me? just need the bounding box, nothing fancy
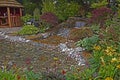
[68,27,93,41]
[34,35,67,45]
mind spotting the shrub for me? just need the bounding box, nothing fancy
[89,7,112,27]
[18,25,39,35]
[21,14,33,24]
[91,0,108,9]
[40,12,59,27]
[41,0,57,15]
[76,17,120,79]
[33,8,40,21]
[41,0,80,21]
[39,21,51,33]
[76,35,99,51]
[56,0,79,21]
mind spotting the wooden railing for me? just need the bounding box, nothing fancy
[10,16,21,27]
[0,16,21,27]
[0,16,8,26]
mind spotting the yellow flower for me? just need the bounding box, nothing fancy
[111,58,117,63]
[116,64,120,69]
[53,57,59,61]
[105,46,116,56]
[105,77,113,80]
[93,45,101,51]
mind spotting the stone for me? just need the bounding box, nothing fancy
[59,43,68,51]
[75,21,86,28]
[42,33,50,39]
[75,47,83,52]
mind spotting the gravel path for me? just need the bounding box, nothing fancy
[0,27,22,34]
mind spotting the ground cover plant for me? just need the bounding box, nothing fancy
[76,17,120,80]
[18,25,39,35]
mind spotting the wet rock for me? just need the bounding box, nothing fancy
[0,31,30,42]
[57,28,70,37]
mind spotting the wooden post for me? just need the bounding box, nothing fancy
[20,8,22,16]
[19,8,22,26]
[7,7,11,28]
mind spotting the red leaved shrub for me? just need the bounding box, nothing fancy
[89,7,113,27]
[40,12,59,27]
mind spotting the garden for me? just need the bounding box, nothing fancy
[0,0,120,80]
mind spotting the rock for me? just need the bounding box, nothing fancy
[8,61,14,66]
[15,53,21,57]
[57,28,70,37]
[0,31,30,42]
[75,21,86,28]
[59,43,68,51]
[42,33,50,39]
[75,47,83,52]
[59,42,85,66]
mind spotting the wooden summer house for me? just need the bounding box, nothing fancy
[0,0,23,28]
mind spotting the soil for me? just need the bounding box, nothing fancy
[0,39,82,73]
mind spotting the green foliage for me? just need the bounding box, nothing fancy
[91,0,108,8]
[0,68,25,80]
[89,50,103,69]
[114,69,120,80]
[76,35,99,51]
[42,72,66,80]
[18,25,39,35]
[99,64,116,78]
[25,71,42,80]
[33,8,40,21]
[102,18,120,44]
[0,69,16,80]
[41,0,80,21]
[90,24,100,34]
[21,14,33,23]
[80,68,96,80]
[56,0,79,21]
[39,21,51,33]
[41,0,57,14]
[77,17,120,79]
[66,73,80,80]
[23,1,37,15]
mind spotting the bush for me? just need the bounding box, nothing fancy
[33,8,40,21]
[41,0,57,15]
[39,21,51,33]
[21,14,33,24]
[56,0,79,21]
[18,25,39,35]
[89,7,112,27]
[76,35,99,51]
[41,0,80,21]
[40,12,59,27]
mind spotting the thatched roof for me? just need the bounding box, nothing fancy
[0,0,23,7]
